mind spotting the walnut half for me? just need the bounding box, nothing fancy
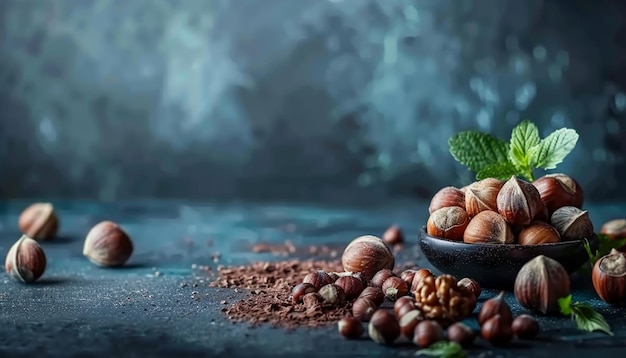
[413,274,473,325]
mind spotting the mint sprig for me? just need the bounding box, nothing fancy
[583,235,626,268]
[449,120,579,181]
[415,341,465,358]
[558,294,613,336]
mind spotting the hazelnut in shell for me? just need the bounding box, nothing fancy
[399,310,423,338]
[497,176,545,226]
[550,206,594,241]
[413,320,443,348]
[446,322,475,347]
[335,275,365,300]
[303,270,334,290]
[518,221,561,245]
[368,309,400,345]
[319,284,346,306]
[427,206,470,241]
[352,297,377,321]
[481,314,513,346]
[5,235,46,283]
[592,251,626,304]
[457,278,481,299]
[512,314,540,339]
[600,218,626,241]
[292,283,316,304]
[18,202,59,241]
[429,186,466,214]
[338,317,364,339]
[411,268,434,293]
[465,178,503,217]
[381,276,408,301]
[371,269,395,288]
[463,210,514,244]
[393,296,416,317]
[358,286,385,306]
[478,291,513,326]
[532,173,584,213]
[400,269,416,288]
[514,255,571,314]
[382,225,404,246]
[83,221,134,267]
[342,235,394,280]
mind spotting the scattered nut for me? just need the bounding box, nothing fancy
[457,278,481,299]
[600,218,626,242]
[481,314,513,346]
[303,270,334,290]
[5,235,46,283]
[302,292,324,308]
[399,310,423,338]
[352,297,377,321]
[83,221,134,267]
[478,291,513,326]
[358,286,385,306]
[382,225,404,246]
[393,296,415,317]
[342,235,395,279]
[335,275,365,300]
[592,250,626,304]
[371,269,395,288]
[514,255,571,314]
[18,202,59,241]
[291,283,316,304]
[381,276,408,301]
[319,284,346,306]
[447,322,475,347]
[511,314,540,339]
[413,320,443,348]
[368,309,400,345]
[400,270,416,287]
[338,317,364,339]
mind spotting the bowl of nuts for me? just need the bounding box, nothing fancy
[418,174,599,289]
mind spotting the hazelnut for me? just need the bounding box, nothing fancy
[342,235,394,279]
[429,186,466,214]
[335,275,365,300]
[478,291,513,326]
[352,297,377,321]
[291,283,316,304]
[481,314,513,346]
[319,284,346,306]
[382,276,409,301]
[592,251,626,304]
[358,286,385,306]
[463,211,514,244]
[465,178,503,217]
[393,296,416,317]
[400,270,416,287]
[5,235,46,283]
[18,202,59,241]
[512,314,540,339]
[371,269,395,288]
[413,320,443,348]
[411,268,434,293]
[533,173,584,214]
[550,206,594,242]
[497,176,545,226]
[328,272,340,282]
[382,225,404,246]
[368,309,400,345]
[518,221,561,245]
[514,255,571,314]
[399,310,423,338]
[447,322,475,347]
[426,207,470,241]
[457,278,481,299]
[303,270,334,290]
[338,317,364,339]
[600,219,626,242]
[83,221,134,267]
[302,292,324,308]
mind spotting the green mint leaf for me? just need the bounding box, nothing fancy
[569,302,613,336]
[415,341,465,358]
[509,120,540,173]
[530,128,579,169]
[476,161,519,181]
[598,234,626,257]
[558,295,573,316]
[449,131,510,174]
[583,239,601,268]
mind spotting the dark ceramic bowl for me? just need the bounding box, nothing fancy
[417,227,598,289]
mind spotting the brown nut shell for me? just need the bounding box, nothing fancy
[447,322,476,347]
[399,310,423,338]
[497,176,545,226]
[463,210,514,244]
[411,268,434,293]
[358,286,385,306]
[400,270,416,288]
[600,219,626,241]
[292,283,316,304]
[513,255,571,314]
[368,309,400,345]
[478,291,512,326]
[382,276,409,301]
[393,296,415,317]
[5,235,47,283]
[303,270,334,290]
[457,278,481,299]
[338,317,364,339]
[481,314,513,346]
[518,221,561,245]
[18,202,59,241]
[429,186,466,214]
[532,173,584,213]
[550,206,594,242]
[83,221,134,267]
[335,275,365,300]
[319,284,346,306]
[382,225,404,246]
[427,207,470,241]
[413,320,443,348]
[512,314,540,339]
[592,251,626,304]
[342,235,394,280]
[352,297,377,321]
[371,269,395,288]
[465,178,503,217]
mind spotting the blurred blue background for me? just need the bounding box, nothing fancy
[0,0,625,204]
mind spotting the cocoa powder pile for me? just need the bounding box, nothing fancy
[210,259,354,329]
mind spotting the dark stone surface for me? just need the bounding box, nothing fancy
[0,200,625,357]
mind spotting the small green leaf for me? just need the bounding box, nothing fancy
[598,234,626,257]
[569,302,613,336]
[415,341,466,358]
[509,120,540,171]
[530,128,579,169]
[558,295,573,316]
[476,161,519,181]
[449,131,510,174]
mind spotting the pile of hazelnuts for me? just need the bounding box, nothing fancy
[427,174,592,245]
[4,202,134,284]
